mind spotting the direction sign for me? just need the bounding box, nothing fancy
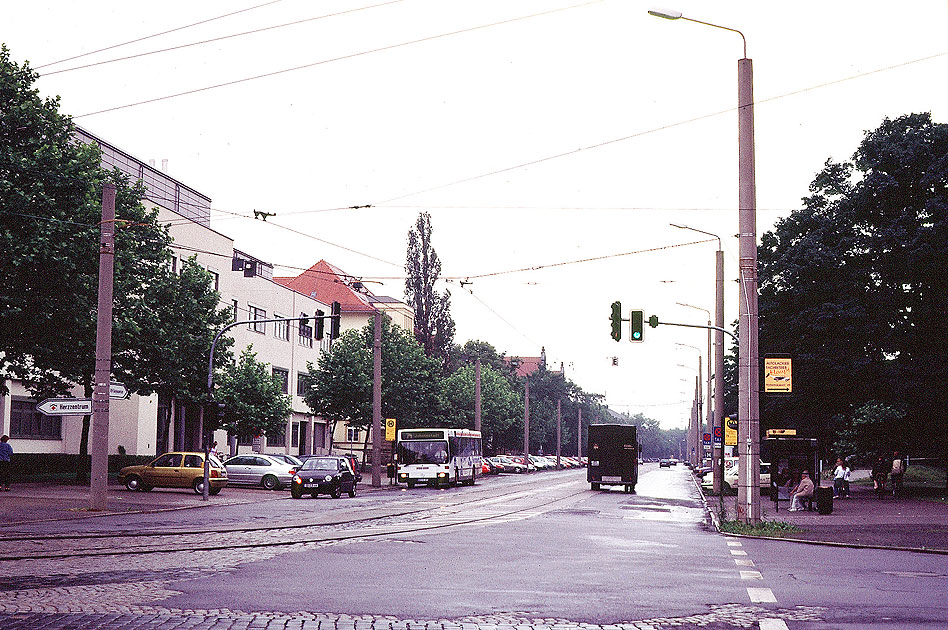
[109,381,129,399]
[36,398,93,416]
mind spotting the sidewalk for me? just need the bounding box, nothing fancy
[0,478,403,529]
[709,481,948,553]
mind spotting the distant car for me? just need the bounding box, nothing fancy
[268,453,303,467]
[291,456,357,499]
[487,457,508,473]
[724,461,771,490]
[120,452,227,494]
[496,456,527,473]
[223,454,298,490]
[660,459,672,468]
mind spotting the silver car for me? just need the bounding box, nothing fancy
[223,454,300,490]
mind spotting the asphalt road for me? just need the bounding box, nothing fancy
[3,464,948,629]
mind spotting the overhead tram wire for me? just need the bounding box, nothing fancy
[71,0,604,119]
[41,0,407,77]
[35,0,286,70]
[369,48,948,207]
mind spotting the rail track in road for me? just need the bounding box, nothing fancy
[0,474,590,562]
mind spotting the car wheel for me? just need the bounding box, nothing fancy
[406,480,415,488]
[591,482,600,491]
[140,484,153,492]
[209,486,222,495]
[261,475,280,491]
[192,478,205,494]
[291,486,302,499]
[311,492,318,498]
[124,475,143,491]
[348,485,356,498]
[330,486,342,499]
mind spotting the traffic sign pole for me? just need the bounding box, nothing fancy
[91,183,116,512]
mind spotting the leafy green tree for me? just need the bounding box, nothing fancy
[304,315,444,444]
[756,113,948,459]
[441,363,520,452]
[214,346,292,442]
[405,212,455,367]
[832,401,903,465]
[445,340,519,384]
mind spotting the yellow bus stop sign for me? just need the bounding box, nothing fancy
[385,418,397,442]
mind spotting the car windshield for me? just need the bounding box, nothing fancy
[397,440,448,465]
[301,458,338,471]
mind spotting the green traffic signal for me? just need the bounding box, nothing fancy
[630,310,644,342]
[610,301,622,341]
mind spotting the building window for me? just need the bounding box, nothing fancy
[291,423,300,448]
[298,312,313,348]
[232,299,239,322]
[272,368,289,394]
[237,434,254,446]
[209,270,219,291]
[273,315,289,341]
[297,372,313,397]
[249,305,266,333]
[10,399,62,439]
[268,428,286,447]
[347,426,361,443]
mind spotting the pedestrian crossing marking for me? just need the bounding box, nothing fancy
[730,549,748,556]
[734,559,755,566]
[727,541,742,546]
[747,587,777,603]
[759,620,789,630]
[739,570,763,580]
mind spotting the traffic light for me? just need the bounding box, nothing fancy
[315,309,325,340]
[330,301,341,339]
[630,310,644,342]
[610,301,622,341]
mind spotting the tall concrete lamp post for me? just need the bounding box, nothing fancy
[650,8,759,523]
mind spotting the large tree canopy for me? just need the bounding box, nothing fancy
[755,113,948,460]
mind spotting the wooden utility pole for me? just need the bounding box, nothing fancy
[474,358,481,432]
[372,311,382,487]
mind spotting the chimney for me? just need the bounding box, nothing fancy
[161,159,168,173]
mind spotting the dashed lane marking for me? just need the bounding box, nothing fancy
[730,549,748,556]
[727,541,743,546]
[747,587,777,603]
[759,619,790,630]
[739,570,763,580]
[735,558,755,566]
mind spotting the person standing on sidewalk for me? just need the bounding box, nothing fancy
[842,460,852,497]
[0,435,12,491]
[833,458,846,498]
[890,451,905,496]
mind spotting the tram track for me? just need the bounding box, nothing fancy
[1,477,589,562]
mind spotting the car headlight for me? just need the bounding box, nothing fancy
[293,475,302,484]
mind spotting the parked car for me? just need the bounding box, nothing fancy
[724,461,771,490]
[223,454,298,490]
[268,453,303,467]
[487,457,507,473]
[496,456,527,473]
[119,452,227,495]
[660,459,672,468]
[290,456,357,499]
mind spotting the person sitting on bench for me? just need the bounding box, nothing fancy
[788,470,814,512]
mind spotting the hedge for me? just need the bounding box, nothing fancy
[7,454,154,483]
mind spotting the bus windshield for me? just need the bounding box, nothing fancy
[398,440,449,465]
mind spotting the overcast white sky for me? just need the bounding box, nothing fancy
[6,1,947,428]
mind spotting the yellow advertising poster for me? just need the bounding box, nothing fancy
[385,418,397,442]
[724,416,738,446]
[764,357,792,393]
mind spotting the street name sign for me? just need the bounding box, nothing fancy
[109,381,129,399]
[36,398,93,416]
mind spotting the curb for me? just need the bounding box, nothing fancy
[691,470,948,556]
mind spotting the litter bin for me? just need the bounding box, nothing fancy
[816,485,833,515]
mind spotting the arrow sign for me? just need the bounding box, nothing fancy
[36,398,93,416]
[109,382,129,399]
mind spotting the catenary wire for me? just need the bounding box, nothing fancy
[72,0,603,119]
[41,0,407,77]
[35,0,286,69]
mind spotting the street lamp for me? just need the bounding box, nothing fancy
[651,8,759,523]
[677,306,712,471]
[672,223,726,496]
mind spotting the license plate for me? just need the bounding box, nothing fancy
[303,483,320,489]
[602,476,622,483]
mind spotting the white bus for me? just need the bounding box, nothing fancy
[396,428,482,488]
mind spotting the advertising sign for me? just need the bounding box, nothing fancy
[724,416,738,446]
[764,356,792,393]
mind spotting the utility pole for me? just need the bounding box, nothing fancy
[523,378,530,466]
[372,311,382,487]
[714,248,725,495]
[474,358,482,432]
[556,399,562,469]
[577,408,582,459]
[90,183,116,511]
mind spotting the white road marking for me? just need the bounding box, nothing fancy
[759,619,789,630]
[735,558,755,566]
[730,549,748,556]
[727,541,743,546]
[747,587,777,603]
[739,570,763,580]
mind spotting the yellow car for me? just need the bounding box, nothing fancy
[119,452,228,494]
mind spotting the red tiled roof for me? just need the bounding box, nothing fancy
[505,356,544,378]
[274,260,376,313]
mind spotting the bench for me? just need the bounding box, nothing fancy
[770,484,813,512]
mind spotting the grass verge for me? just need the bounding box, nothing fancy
[720,519,801,538]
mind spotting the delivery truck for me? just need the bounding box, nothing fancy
[587,423,639,493]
